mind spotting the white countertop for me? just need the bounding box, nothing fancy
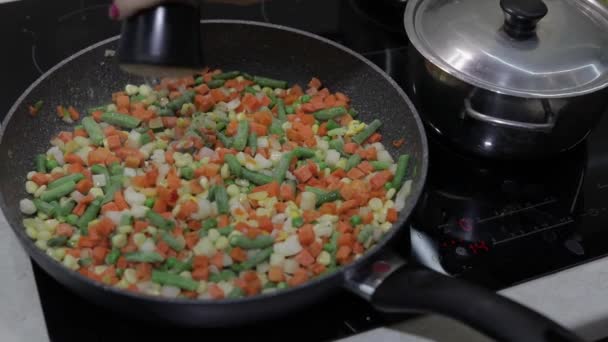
[2,208,608,342]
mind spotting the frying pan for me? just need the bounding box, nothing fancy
[0,20,583,342]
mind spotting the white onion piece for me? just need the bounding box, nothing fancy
[325,149,340,167]
[140,239,156,252]
[47,146,65,165]
[136,281,153,292]
[160,285,181,298]
[377,150,394,164]
[226,98,241,110]
[394,180,412,211]
[271,213,287,225]
[254,154,272,169]
[70,191,85,202]
[124,187,146,206]
[92,174,107,187]
[198,147,215,159]
[130,204,149,219]
[257,137,269,148]
[273,235,302,257]
[104,210,127,225]
[222,254,233,267]
[157,164,170,184]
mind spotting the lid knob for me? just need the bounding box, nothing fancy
[500,0,548,39]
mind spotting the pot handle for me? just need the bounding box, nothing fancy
[463,96,556,133]
[346,255,583,342]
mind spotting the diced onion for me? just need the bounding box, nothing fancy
[124,187,146,206]
[325,149,340,167]
[377,150,394,163]
[140,239,156,252]
[70,191,85,202]
[92,174,107,187]
[198,147,216,159]
[47,146,64,165]
[160,285,181,298]
[395,180,412,211]
[226,98,241,110]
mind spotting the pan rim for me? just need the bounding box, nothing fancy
[0,19,428,307]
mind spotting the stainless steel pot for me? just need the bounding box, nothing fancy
[404,0,608,159]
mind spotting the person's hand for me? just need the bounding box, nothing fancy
[109,0,263,20]
[109,0,167,20]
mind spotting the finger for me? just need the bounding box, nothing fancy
[109,0,166,20]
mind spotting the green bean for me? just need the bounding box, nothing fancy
[293,147,315,159]
[218,226,234,236]
[167,90,195,111]
[180,166,194,180]
[202,218,218,230]
[87,105,106,115]
[173,258,193,274]
[194,76,204,85]
[47,236,68,247]
[102,181,121,205]
[82,117,104,146]
[274,151,294,183]
[100,112,141,129]
[157,108,174,117]
[357,225,375,244]
[47,174,83,190]
[108,162,123,176]
[348,108,358,118]
[120,214,133,226]
[140,133,152,145]
[230,235,274,249]
[144,198,155,208]
[326,119,341,131]
[207,186,217,202]
[276,98,287,121]
[269,119,284,136]
[316,190,341,206]
[214,186,229,215]
[146,210,175,230]
[40,181,76,202]
[125,251,165,263]
[57,200,76,217]
[329,139,344,154]
[242,169,273,185]
[345,154,362,171]
[210,269,237,283]
[212,71,240,80]
[253,76,288,89]
[207,79,225,89]
[161,231,185,251]
[268,92,278,109]
[77,198,101,232]
[248,132,258,155]
[238,247,273,271]
[300,94,311,103]
[232,120,249,151]
[325,231,340,268]
[35,154,47,173]
[304,186,327,197]
[352,119,382,145]
[228,287,245,298]
[222,154,241,179]
[391,154,410,190]
[151,271,197,291]
[91,164,109,180]
[45,159,59,171]
[105,248,121,265]
[242,72,254,81]
[66,214,78,226]
[244,86,257,95]
[216,132,233,148]
[313,107,347,121]
[78,257,93,267]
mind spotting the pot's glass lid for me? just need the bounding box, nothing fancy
[405,0,608,98]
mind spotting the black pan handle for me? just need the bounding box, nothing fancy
[370,266,584,342]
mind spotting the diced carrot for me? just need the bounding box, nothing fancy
[230,247,247,263]
[303,210,320,223]
[336,246,352,264]
[194,83,210,95]
[113,191,129,210]
[56,223,74,237]
[308,77,322,89]
[279,183,295,201]
[370,170,393,190]
[287,268,309,287]
[166,168,180,190]
[319,202,337,215]
[67,106,80,120]
[253,111,273,127]
[362,211,374,224]
[293,165,313,183]
[73,128,87,138]
[101,202,119,214]
[250,121,268,136]
[357,161,374,174]
[209,88,227,103]
[217,215,230,228]
[295,249,315,267]
[387,208,398,223]
[115,94,130,109]
[297,224,315,246]
[136,263,152,281]
[208,284,225,299]
[311,263,326,275]
[392,138,405,148]
[177,200,198,220]
[210,252,224,270]
[31,173,49,186]
[124,155,142,168]
[78,236,97,248]
[268,265,285,283]
[194,94,215,112]
[308,242,323,258]
[116,256,127,269]
[161,116,177,128]
[346,167,365,180]
[338,233,354,247]
[88,148,111,165]
[92,246,109,264]
[275,202,287,213]
[106,134,121,150]
[251,181,280,198]
[192,267,209,281]
[92,110,104,122]
[367,133,382,143]
[225,120,238,137]
[64,154,85,165]
[134,220,149,232]
[330,168,346,178]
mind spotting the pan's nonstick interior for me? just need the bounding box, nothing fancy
[0,21,427,325]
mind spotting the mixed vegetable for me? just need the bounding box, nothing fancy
[19,69,412,299]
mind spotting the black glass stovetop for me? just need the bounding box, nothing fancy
[2,1,608,341]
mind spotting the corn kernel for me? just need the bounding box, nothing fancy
[133,233,146,247]
[221,164,230,179]
[124,269,137,284]
[112,233,127,248]
[215,236,229,250]
[34,185,46,198]
[369,198,383,211]
[317,251,331,265]
[25,181,38,194]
